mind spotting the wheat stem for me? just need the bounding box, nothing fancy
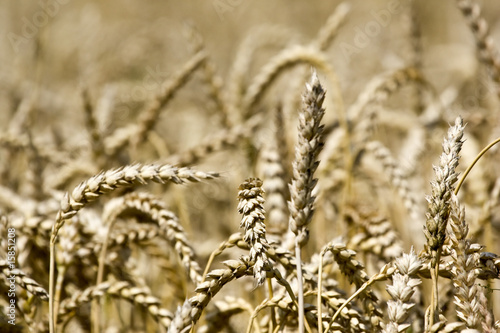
[455,136,500,195]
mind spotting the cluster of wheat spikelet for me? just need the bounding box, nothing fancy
[2,1,500,332]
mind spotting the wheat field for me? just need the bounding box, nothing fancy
[2,1,500,332]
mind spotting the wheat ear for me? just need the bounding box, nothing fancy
[288,71,326,333]
[58,281,173,327]
[237,178,271,286]
[0,258,49,300]
[77,224,160,260]
[226,25,294,122]
[168,114,262,166]
[103,51,206,156]
[382,249,422,333]
[448,193,480,329]
[423,116,465,328]
[259,121,290,236]
[49,164,218,333]
[242,46,342,120]
[102,192,203,284]
[81,86,104,166]
[366,140,419,221]
[170,257,296,332]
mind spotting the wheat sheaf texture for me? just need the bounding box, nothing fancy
[4,2,500,333]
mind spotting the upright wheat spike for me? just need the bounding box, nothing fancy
[259,107,289,236]
[448,193,480,329]
[289,71,326,247]
[237,178,271,286]
[382,249,422,333]
[289,71,326,333]
[423,116,465,328]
